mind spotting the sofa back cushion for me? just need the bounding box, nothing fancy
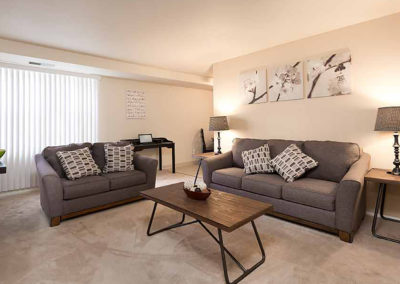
[42,143,92,178]
[92,141,131,171]
[267,139,304,159]
[232,138,268,168]
[303,141,361,183]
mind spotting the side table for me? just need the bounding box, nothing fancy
[365,168,400,244]
[0,161,6,174]
[192,152,216,185]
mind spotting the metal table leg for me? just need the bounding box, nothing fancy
[145,204,267,283]
[372,183,400,244]
[380,185,400,223]
[146,203,198,236]
[217,221,266,284]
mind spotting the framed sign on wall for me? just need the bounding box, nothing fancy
[126,90,146,119]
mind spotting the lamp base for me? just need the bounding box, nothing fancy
[389,168,400,176]
[391,132,400,176]
[215,131,222,155]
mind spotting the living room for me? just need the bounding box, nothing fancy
[0,1,400,283]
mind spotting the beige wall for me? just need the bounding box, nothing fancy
[213,13,400,217]
[99,77,213,167]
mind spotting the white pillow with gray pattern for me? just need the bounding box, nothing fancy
[270,144,318,182]
[242,144,274,174]
[103,144,135,173]
[56,147,101,180]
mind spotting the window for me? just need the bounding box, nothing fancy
[0,65,98,191]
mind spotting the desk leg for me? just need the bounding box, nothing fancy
[172,144,176,174]
[158,147,162,171]
[372,183,400,244]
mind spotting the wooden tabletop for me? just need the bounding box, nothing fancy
[140,182,273,232]
[365,168,400,186]
[192,152,216,159]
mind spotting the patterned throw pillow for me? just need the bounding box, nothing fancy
[270,144,318,182]
[56,147,101,180]
[242,144,274,174]
[103,144,135,173]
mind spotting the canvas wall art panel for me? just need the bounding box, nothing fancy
[306,51,351,98]
[239,67,267,104]
[126,90,146,119]
[268,61,303,102]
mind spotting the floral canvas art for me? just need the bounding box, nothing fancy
[306,51,351,98]
[268,61,303,102]
[239,68,267,104]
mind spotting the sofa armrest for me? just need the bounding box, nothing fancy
[201,151,233,186]
[335,152,371,233]
[133,154,158,188]
[35,154,64,218]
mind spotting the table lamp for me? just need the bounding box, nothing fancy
[375,106,400,175]
[209,116,229,155]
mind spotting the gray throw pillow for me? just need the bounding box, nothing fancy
[242,144,274,174]
[103,144,135,173]
[56,147,101,180]
[270,144,318,182]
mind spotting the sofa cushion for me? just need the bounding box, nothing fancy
[282,178,338,211]
[267,139,304,159]
[62,175,110,200]
[103,170,146,190]
[232,138,269,168]
[91,141,131,171]
[212,167,246,189]
[303,141,361,183]
[242,174,285,198]
[242,144,274,174]
[43,143,92,178]
[57,147,101,180]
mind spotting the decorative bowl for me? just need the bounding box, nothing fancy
[0,149,5,159]
[183,187,211,200]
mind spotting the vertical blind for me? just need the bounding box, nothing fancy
[0,66,98,192]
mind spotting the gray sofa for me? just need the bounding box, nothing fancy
[35,142,157,226]
[202,138,371,242]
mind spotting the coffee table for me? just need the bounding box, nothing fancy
[140,182,273,284]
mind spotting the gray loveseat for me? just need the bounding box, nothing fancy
[202,138,370,242]
[35,142,157,226]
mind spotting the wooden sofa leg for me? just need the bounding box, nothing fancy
[50,216,61,227]
[339,231,353,243]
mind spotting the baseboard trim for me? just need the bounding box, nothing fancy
[163,160,198,170]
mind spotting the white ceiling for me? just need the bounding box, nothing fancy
[0,0,400,76]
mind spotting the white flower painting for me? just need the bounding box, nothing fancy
[239,68,267,104]
[268,62,303,102]
[306,51,351,98]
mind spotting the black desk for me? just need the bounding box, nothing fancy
[122,138,175,173]
[0,161,6,174]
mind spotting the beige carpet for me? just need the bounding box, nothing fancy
[1,169,400,284]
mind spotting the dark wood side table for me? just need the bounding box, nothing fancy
[0,161,6,174]
[365,168,400,244]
